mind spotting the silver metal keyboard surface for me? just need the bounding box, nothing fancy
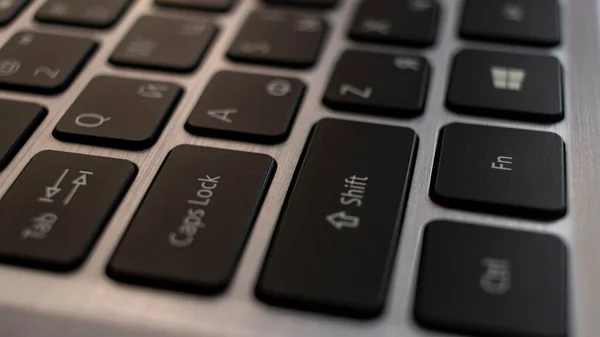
[0,0,599,336]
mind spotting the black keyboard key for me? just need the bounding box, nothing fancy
[447,50,563,122]
[0,31,96,94]
[460,0,561,47]
[431,123,566,220]
[0,0,29,26]
[324,50,430,118]
[186,71,304,144]
[0,100,46,171]
[256,119,418,318]
[53,76,182,150]
[265,0,337,8]
[0,151,136,271]
[349,0,439,47]
[35,0,132,29]
[110,16,218,73]
[228,11,327,68]
[414,221,568,337]
[108,145,275,294]
[155,0,236,11]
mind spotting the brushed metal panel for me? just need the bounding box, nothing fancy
[0,0,596,336]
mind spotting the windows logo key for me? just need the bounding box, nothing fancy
[490,66,526,91]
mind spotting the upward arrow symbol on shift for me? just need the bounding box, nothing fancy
[326,211,361,230]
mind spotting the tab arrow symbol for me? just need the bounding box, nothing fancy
[62,171,92,205]
[326,211,360,230]
[38,169,69,203]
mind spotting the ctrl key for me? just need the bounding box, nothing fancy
[414,221,568,337]
[0,151,137,271]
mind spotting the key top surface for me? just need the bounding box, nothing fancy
[349,0,439,46]
[460,0,561,47]
[186,71,304,144]
[108,145,275,294]
[0,31,96,94]
[324,50,430,118]
[110,16,218,73]
[414,221,568,337]
[264,0,337,8]
[256,118,418,318]
[446,49,563,122]
[228,11,328,68]
[0,0,29,26]
[0,99,46,171]
[35,0,132,28]
[0,151,136,271]
[54,76,182,150]
[155,0,236,11]
[431,123,566,220]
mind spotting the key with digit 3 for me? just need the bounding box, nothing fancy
[0,151,137,271]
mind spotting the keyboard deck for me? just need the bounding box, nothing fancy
[0,0,599,337]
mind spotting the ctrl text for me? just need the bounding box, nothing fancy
[22,213,58,240]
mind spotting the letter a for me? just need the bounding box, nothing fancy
[207,109,238,124]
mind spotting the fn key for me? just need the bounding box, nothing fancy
[256,119,418,318]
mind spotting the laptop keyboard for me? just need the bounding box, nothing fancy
[0,1,571,337]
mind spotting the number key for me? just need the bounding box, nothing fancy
[228,11,328,68]
[324,50,430,118]
[0,31,97,94]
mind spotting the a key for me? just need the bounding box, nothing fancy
[228,11,327,68]
[35,0,132,29]
[186,71,304,144]
[108,145,275,294]
[431,123,566,220]
[53,76,182,150]
[349,0,439,47]
[256,119,418,318]
[324,50,430,118]
[0,99,46,171]
[264,0,337,8]
[0,31,97,94]
[0,151,136,271]
[414,221,568,337]
[155,0,236,12]
[460,0,561,47]
[0,0,29,26]
[110,16,218,73]
[446,50,563,122]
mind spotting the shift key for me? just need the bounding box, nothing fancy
[256,118,418,318]
[108,145,276,294]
